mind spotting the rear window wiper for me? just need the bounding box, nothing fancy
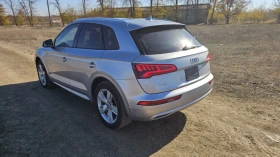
[182,45,201,51]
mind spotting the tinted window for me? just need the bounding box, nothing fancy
[131,25,201,55]
[55,24,79,47]
[77,24,103,50]
[103,26,119,50]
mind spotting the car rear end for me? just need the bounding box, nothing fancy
[119,24,213,121]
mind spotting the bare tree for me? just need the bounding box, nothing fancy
[275,0,280,23]
[171,0,180,22]
[217,0,251,24]
[97,0,104,16]
[107,0,117,17]
[150,0,166,18]
[150,0,153,15]
[129,0,135,18]
[18,0,37,26]
[3,0,18,25]
[185,0,191,23]
[52,0,64,26]
[18,0,31,26]
[123,0,140,18]
[81,0,88,17]
[209,0,217,24]
[46,0,51,26]
[155,0,160,17]
[275,0,280,7]
[28,0,37,26]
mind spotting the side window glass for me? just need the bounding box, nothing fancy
[103,26,119,50]
[77,24,103,50]
[55,24,79,47]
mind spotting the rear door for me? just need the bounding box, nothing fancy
[66,23,105,93]
[131,25,211,94]
[47,24,80,85]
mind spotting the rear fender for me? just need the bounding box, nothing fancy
[89,72,132,116]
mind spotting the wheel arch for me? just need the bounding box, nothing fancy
[90,73,132,116]
[35,56,41,65]
[35,48,48,70]
[35,56,50,74]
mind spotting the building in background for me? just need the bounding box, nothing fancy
[110,1,210,24]
[141,4,210,24]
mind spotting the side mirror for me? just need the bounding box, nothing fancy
[42,39,54,48]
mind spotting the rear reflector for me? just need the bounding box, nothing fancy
[133,64,177,79]
[137,95,182,106]
[209,79,214,85]
[206,53,211,62]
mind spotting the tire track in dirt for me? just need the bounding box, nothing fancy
[0,41,34,60]
[0,45,37,85]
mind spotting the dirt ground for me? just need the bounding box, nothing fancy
[0,24,279,157]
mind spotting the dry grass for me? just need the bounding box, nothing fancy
[188,24,280,102]
[0,26,61,50]
[0,24,279,156]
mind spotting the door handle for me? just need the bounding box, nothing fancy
[62,57,67,62]
[89,62,96,68]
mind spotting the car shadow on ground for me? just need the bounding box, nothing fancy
[0,81,187,157]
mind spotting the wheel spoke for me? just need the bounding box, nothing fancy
[39,65,43,72]
[107,110,113,123]
[98,92,108,103]
[107,92,112,103]
[38,65,41,72]
[111,105,118,115]
[41,77,45,84]
[99,105,108,114]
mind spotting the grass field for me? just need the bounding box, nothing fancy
[0,24,279,156]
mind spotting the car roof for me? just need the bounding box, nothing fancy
[72,18,184,31]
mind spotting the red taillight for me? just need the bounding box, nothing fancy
[206,53,211,62]
[137,95,182,106]
[133,64,177,79]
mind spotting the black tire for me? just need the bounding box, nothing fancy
[36,60,55,89]
[94,81,131,129]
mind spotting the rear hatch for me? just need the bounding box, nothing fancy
[131,25,211,94]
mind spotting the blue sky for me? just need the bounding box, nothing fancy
[3,0,276,16]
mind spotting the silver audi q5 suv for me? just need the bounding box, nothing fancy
[35,18,214,129]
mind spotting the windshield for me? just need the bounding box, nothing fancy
[130,25,201,55]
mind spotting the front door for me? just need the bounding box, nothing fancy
[47,24,80,85]
[66,23,104,93]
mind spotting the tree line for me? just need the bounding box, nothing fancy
[209,0,280,24]
[0,0,280,26]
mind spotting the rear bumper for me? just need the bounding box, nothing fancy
[121,73,213,121]
[149,88,212,120]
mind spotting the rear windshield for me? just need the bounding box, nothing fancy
[130,25,201,55]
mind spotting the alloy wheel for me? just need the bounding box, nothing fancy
[97,89,118,124]
[38,64,46,86]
